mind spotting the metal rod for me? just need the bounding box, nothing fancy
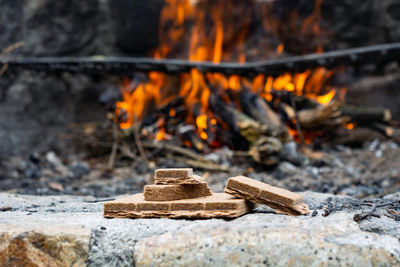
[1,43,400,76]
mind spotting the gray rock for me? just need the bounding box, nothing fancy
[359,214,400,240]
[300,191,359,210]
[45,151,64,168]
[87,219,222,267]
[134,212,400,266]
[384,192,400,200]
[0,192,399,267]
[277,161,298,175]
[69,161,91,179]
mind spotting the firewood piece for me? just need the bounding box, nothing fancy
[181,128,206,152]
[340,105,391,124]
[155,174,205,185]
[155,168,193,178]
[144,183,212,201]
[141,141,214,164]
[103,193,252,219]
[233,109,266,144]
[372,123,394,137]
[224,176,309,216]
[248,137,282,166]
[332,127,387,147]
[209,94,265,144]
[240,91,288,138]
[281,103,296,121]
[298,102,349,130]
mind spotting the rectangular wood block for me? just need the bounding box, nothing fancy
[144,183,212,201]
[155,168,193,178]
[104,193,252,219]
[224,176,309,216]
[225,176,302,205]
[154,174,204,185]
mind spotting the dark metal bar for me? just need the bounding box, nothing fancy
[1,43,400,76]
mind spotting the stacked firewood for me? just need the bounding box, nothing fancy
[130,87,398,169]
[104,168,309,218]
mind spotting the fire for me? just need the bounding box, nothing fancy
[346,122,355,130]
[115,0,344,145]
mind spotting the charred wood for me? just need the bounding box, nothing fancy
[180,126,207,152]
[372,123,394,137]
[331,128,387,147]
[340,105,391,124]
[209,93,264,145]
[239,91,289,139]
[248,137,282,166]
[297,102,350,130]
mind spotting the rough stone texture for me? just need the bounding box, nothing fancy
[0,0,114,57]
[0,71,115,156]
[0,194,103,266]
[1,192,400,266]
[87,219,207,267]
[134,213,400,267]
[0,225,90,267]
[109,0,164,55]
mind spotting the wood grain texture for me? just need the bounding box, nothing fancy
[224,176,308,216]
[144,183,212,201]
[104,193,252,219]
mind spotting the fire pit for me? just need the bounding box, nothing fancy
[1,0,400,198]
[1,0,400,265]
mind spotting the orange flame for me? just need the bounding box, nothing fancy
[115,0,345,144]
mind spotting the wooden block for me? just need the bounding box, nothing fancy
[155,168,193,178]
[224,176,309,216]
[144,183,212,201]
[154,174,204,185]
[104,193,252,219]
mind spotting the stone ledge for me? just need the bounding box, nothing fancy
[0,192,399,266]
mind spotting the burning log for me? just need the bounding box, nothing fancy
[340,105,391,124]
[209,93,284,165]
[209,94,266,144]
[297,102,350,130]
[239,91,289,139]
[179,125,207,152]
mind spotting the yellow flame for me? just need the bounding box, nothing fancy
[316,90,336,106]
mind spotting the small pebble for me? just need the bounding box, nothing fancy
[322,210,330,217]
[311,210,318,217]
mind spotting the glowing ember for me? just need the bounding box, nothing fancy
[346,122,355,130]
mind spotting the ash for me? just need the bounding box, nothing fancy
[1,139,399,199]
